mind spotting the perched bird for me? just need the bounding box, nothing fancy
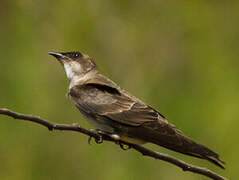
[49,51,225,169]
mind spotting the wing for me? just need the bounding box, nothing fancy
[69,79,165,126]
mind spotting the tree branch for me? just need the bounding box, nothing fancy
[0,108,227,180]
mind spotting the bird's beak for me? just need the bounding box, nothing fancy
[48,52,65,59]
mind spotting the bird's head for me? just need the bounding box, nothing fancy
[48,51,97,81]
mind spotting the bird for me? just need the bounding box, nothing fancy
[48,51,225,169]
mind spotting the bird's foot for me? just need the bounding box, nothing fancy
[107,134,131,150]
[88,129,104,145]
[88,135,103,144]
[87,130,131,150]
[110,136,131,150]
[119,142,132,150]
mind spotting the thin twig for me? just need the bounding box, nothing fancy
[0,108,227,180]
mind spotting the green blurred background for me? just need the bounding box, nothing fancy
[0,1,238,179]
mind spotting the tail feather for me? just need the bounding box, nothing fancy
[153,133,225,169]
[132,122,225,169]
[204,156,225,169]
[182,151,225,169]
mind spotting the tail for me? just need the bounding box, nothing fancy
[174,140,226,169]
[133,122,225,169]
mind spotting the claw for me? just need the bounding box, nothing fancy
[95,135,103,144]
[88,136,93,145]
[119,142,131,150]
[88,129,104,144]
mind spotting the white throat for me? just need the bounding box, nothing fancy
[63,61,82,80]
[63,61,95,88]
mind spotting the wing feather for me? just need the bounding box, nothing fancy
[69,82,161,126]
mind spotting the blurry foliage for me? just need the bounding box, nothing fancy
[0,0,238,179]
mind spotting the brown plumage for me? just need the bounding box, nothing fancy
[49,51,225,169]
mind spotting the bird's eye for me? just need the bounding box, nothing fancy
[73,52,82,58]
